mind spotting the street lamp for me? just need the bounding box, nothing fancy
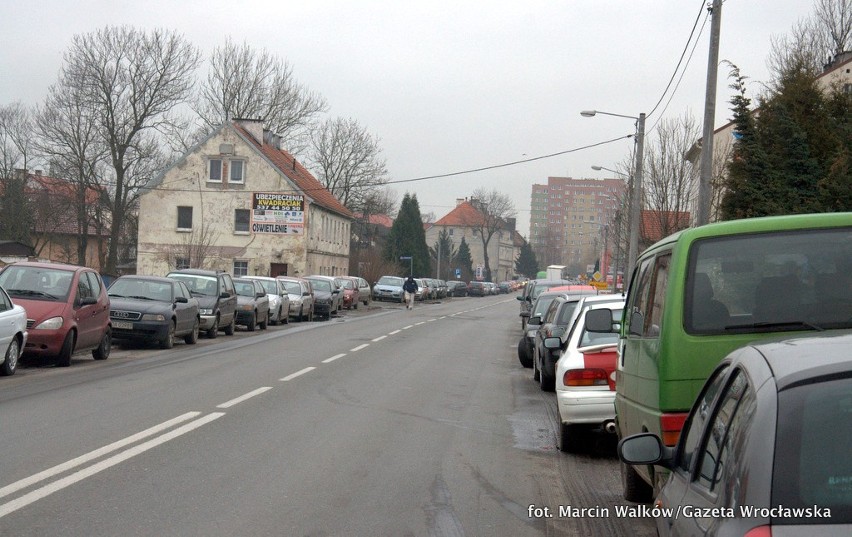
[582,109,645,277]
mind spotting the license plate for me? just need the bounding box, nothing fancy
[112,320,133,330]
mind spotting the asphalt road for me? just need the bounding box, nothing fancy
[0,295,655,536]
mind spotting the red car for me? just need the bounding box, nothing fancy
[0,261,111,367]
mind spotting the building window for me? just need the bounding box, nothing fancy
[233,260,248,276]
[448,228,454,236]
[208,159,222,182]
[230,160,245,183]
[234,209,250,233]
[177,206,193,231]
[175,257,190,270]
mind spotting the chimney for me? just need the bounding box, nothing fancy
[35,169,43,176]
[456,198,465,206]
[233,118,264,144]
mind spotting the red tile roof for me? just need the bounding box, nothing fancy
[433,201,486,227]
[355,213,394,228]
[232,123,352,218]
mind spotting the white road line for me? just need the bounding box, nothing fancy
[0,412,201,501]
[0,412,225,519]
[371,335,387,342]
[415,322,425,326]
[439,316,447,319]
[402,325,413,330]
[322,353,346,363]
[350,344,369,352]
[216,387,273,409]
[388,330,401,335]
[426,318,436,322]
[280,367,316,381]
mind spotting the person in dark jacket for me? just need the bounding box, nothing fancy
[402,276,418,310]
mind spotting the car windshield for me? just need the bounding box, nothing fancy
[309,279,331,292]
[257,280,278,294]
[0,266,74,302]
[338,279,354,289]
[378,276,403,286]
[773,376,852,524]
[234,281,258,297]
[170,274,217,296]
[533,295,559,317]
[109,278,173,302]
[686,228,852,334]
[282,281,302,295]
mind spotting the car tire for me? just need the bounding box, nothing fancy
[207,316,219,339]
[259,311,268,330]
[185,320,199,344]
[539,359,555,392]
[92,328,111,360]
[160,322,175,349]
[558,422,582,453]
[621,460,654,503]
[56,330,75,367]
[532,354,540,382]
[517,339,532,368]
[1,337,20,376]
[224,315,236,336]
[247,312,257,331]
[296,306,303,322]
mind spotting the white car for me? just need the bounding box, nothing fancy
[245,276,290,325]
[276,277,314,322]
[545,296,625,452]
[0,285,28,376]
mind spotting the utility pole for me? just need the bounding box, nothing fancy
[627,113,645,277]
[697,0,722,226]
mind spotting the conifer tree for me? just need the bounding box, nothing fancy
[515,241,539,278]
[383,193,430,276]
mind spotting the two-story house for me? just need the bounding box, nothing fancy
[136,119,352,278]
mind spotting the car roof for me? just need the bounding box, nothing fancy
[744,331,852,391]
[7,261,85,272]
[168,268,223,276]
[244,276,276,281]
[117,275,174,284]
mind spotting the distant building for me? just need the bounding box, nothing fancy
[137,119,352,278]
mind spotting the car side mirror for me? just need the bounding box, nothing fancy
[175,296,188,303]
[543,337,561,349]
[256,292,265,298]
[77,296,97,307]
[220,292,230,299]
[617,433,673,469]
[303,291,311,296]
[516,295,523,301]
[529,315,542,326]
[585,309,614,333]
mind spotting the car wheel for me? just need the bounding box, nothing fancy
[185,320,199,344]
[517,338,532,368]
[247,312,257,331]
[558,422,582,453]
[92,328,111,360]
[539,356,555,392]
[259,310,268,330]
[621,460,654,503]
[1,337,20,376]
[224,315,236,336]
[160,322,175,349]
[207,316,219,339]
[296,306,304,322]
[532,353,540,382]
[56,330,75,367]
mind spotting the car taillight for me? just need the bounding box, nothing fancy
[744,526,771,537]
[565,369,608,386]
[660,412,688,447]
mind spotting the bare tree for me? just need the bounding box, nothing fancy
[61,26,201,274]
[466,188,516,282]
[196,38,327,154]
[0,103,36,245]
[164,221,221,270]
[307,117,389,213]
[644,113,697,244]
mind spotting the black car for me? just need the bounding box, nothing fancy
[304,276,341,319]
[108,275,200,349]
[617,332,852,536]
[167,269,237,338]
[447,281,468,297]
[516,279,572,329]
[233,278,270,331]
[467,281,487,297]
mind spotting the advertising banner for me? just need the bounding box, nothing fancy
[251,193,305,234]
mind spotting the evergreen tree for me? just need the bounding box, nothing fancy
[515,241,539,278]
[455,237,474,281]
[382,193,430,276]
[429,229,457,280]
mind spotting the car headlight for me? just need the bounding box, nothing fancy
[199,308,213,315]
[291,298,302,306]
[34,316,64,330]
[141,314,166,322]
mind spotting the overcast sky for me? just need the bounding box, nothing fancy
[2,0,816,237]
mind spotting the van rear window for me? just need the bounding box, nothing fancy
[685,228,852,334]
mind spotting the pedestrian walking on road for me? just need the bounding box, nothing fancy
[403,276,418,310]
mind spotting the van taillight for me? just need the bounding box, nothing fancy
[565,369,608,386]
[660,413,688,447]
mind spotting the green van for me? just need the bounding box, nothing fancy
[590,212,852,502]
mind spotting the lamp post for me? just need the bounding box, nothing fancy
[592,166,630,292]
[582,110,645,277]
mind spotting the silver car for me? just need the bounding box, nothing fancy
[245,276,290,325]
[276,276,314,322]
[0,285,27,376]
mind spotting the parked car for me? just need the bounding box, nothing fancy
[0,261,111,367]
[0,284,27,376]
[532,293,621,391]
[467,281,487,297]
[517,278,572,329]
[373,275,405,303]
[617,332,852,536]
[107,276,200,349]
[336,277,358,310]
[547,298,625,452]
[517,289,568,369]
[233,278,270,331]
[593,211,852,503]
[245,276,290,325]
[277,276,314,322]
[167,269,237,339]
[447,280,468,297]
[353,277,371,307]
[304,275,342,319]
[414,278,428,301]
